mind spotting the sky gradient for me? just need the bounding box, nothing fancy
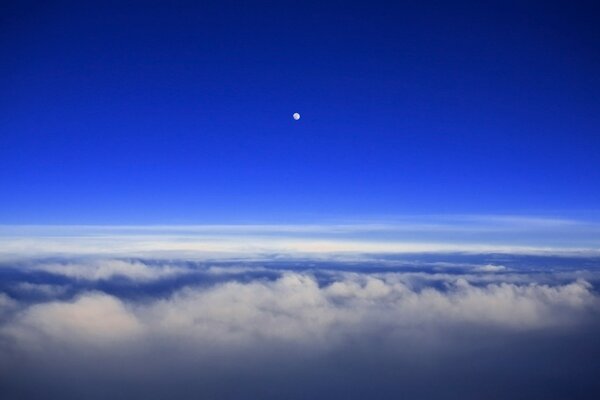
[2,0,600,224]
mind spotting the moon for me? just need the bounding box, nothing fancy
[293,112,301,120]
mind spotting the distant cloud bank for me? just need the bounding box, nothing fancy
[1,216,600,260]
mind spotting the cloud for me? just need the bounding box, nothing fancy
[0,293,16,318]
[29,259,188,282]
[6,292,142,347]
[1,218,600,261]
[473,264,507,272]
[14,282,68,297]
[4,271,596,351]
[1,256,600,399]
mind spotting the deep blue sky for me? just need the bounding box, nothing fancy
[1,1,599,224]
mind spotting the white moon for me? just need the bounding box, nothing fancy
[293,112,301,120]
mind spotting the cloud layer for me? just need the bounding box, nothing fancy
[5,272,595,347]
[2,217,600,261]
[1,254,600,399]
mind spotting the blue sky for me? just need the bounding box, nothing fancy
[2,1,599,225]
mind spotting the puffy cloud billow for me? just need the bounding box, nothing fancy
[1,255,600,399]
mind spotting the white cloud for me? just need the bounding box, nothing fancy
[32,259,188,281]
[6,292,142,348]
[3,272,596,354]
[1,251,599,399]
[1,218,599,261]
[1,257,599,400]
[473,264,507,272]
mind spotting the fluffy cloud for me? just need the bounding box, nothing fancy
[4,271,597,351]
[6,292,142,348]
[473,263,507,272]
[30,259,188,281]
[1,257,600,399]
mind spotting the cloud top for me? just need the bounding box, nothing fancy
[1,255,600,399]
